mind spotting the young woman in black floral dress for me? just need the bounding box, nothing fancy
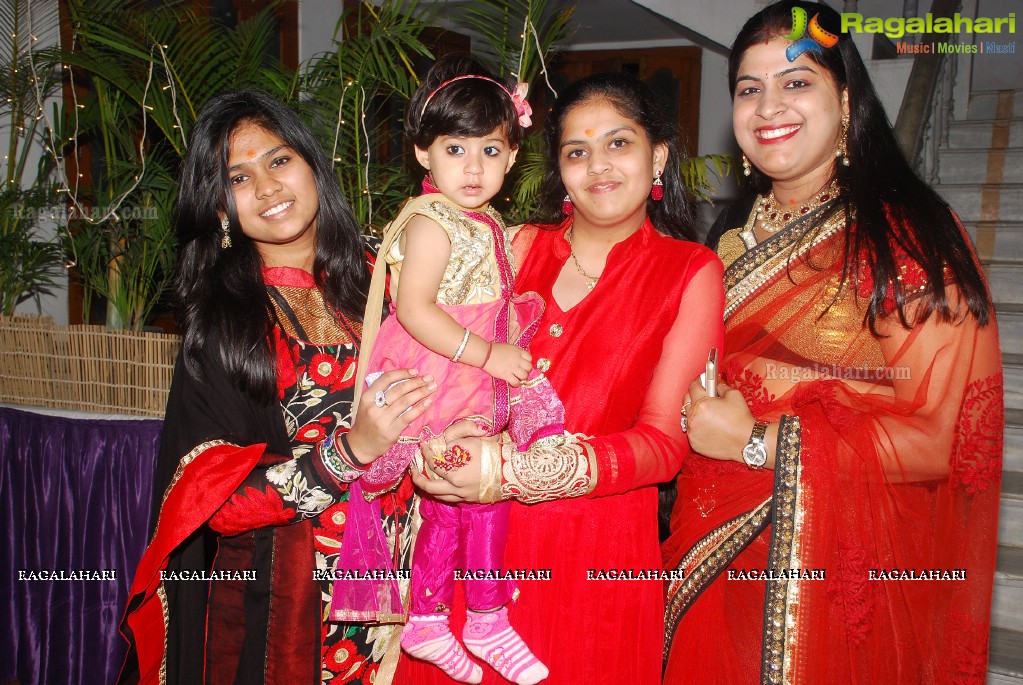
[119,91,437,685]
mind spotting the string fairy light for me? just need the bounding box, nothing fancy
[157,43,185,150]
[516,16,557,99]
[331,83,351,166]
[24,1,176,244]
[360,86,372,223]
[21,0,78,268]
[20,2,190,285]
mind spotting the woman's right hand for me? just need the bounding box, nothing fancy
[411,419,489,503]
[346,369,437,464]
[484,342,532,387]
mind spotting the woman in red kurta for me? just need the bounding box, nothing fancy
[400,73,724,684]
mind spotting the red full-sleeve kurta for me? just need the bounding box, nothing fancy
[396,218,724,684]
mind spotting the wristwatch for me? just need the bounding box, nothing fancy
[742,421,769,469]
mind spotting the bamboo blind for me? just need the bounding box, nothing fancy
[0,316,181,417]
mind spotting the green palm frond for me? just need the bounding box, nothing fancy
[456,0,574,88]
[0,0,65,313]
[681,153,739,203]
[455,1,573,221]
[60,0,289,327]
[299,0,434,228]
[0,184,64,315]
[502,131,546,223]
[65,0,290,155]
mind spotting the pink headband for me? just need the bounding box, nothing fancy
[420,74,533,128]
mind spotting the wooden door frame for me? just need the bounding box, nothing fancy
[548,46,702,156]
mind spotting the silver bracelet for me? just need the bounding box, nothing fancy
[451,327,471,363]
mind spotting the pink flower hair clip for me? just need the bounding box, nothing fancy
[511,83,532,128]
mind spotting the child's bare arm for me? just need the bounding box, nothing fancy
[396,215,531,386]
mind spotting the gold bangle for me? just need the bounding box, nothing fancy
[451,327,471,363]
[479,435,506,503]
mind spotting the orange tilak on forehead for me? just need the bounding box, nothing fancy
[245,149,257,159]
[585,129,596,137]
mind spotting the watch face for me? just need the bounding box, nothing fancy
[743,443,768,468]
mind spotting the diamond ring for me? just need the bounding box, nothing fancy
[374,390,388,408]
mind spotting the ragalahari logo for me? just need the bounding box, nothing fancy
[785,6,840,61]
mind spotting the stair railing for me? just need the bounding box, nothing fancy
[894,0,961,180]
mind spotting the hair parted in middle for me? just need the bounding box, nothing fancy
[174,90,370,403]
[406,53,524,151]
[533,71,697,241]
[728,0,990,331]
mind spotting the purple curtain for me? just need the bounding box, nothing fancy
[0,406,161,685]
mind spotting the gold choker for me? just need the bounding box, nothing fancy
[755,181,840,234]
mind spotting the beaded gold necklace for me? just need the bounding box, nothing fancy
[755,180,840,234]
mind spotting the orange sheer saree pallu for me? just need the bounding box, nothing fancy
[663,207,1003,684]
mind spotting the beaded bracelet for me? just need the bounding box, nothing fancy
[452,327,471,363]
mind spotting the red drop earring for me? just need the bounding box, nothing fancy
[562,194,574,215]
[650,170,664,201]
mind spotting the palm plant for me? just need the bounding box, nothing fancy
[683,153,738,203]
[0,0,64,315]
[52,0,433,326]
[60,0,292,328]
[299,0,434,231]
[457,0,574,222]
[21,0,729,331]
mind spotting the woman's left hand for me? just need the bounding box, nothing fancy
[410,419,488,503]
[684,379,755,462]
[347,369,437,464]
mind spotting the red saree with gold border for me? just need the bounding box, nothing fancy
[663,205,1003,684]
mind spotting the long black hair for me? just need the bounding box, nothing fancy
[174,90,369,403]
[730,0,991,330]
[406,54,524,151]
[533,71,697,241]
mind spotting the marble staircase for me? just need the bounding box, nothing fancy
[935,88,1023,684]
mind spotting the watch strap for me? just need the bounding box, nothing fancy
[750,420,768,443]
[742,420,769,469]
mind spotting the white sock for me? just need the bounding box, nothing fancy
[401,614,482,684]
[463,608,548,685]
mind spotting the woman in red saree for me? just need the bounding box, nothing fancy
[400,72,724,684]
[663,2,1003,683]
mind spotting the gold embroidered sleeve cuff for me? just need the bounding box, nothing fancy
[500,432,597,504]
[478,436,506,503]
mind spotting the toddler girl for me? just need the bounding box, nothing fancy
[331,55,561,685]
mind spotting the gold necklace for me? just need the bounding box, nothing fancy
[566,227,601,291]
[755,180,840,234]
